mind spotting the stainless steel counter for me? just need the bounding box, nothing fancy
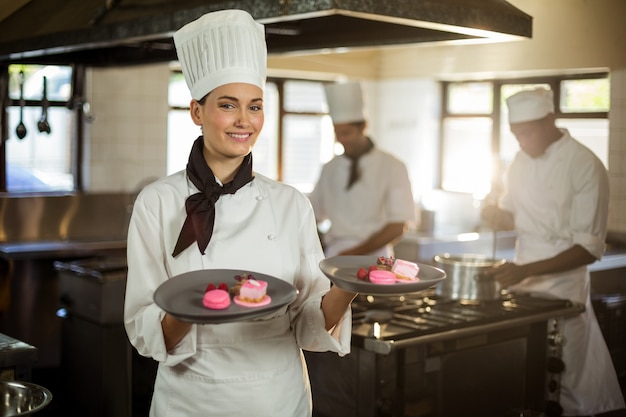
[0,240,127,261]
[0,333,37,381]
[491,248,626,272]
[0,193,132,243]
[395,231,626,272]
[591,251,626,272]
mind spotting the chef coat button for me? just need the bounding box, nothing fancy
[256,195,264,201]
[267,234,276,240]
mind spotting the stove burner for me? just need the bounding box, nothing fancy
[350,290,581,343]
[363,309,394,324]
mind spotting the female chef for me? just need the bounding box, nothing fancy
[123,9,357,417]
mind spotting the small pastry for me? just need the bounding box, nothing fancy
[392,259,420,282]
[368,269,396,285]
[203,289,231,310]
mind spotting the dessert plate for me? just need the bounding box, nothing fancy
[319,256,446,296]
[154,269,297,324]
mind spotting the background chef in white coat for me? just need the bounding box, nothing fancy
[305,82,415,416]
[124,9,357,417]
[308,81,415,258]
[482,88,625,416]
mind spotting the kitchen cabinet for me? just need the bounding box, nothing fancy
[0,240,126,369]
[0,193,131,368]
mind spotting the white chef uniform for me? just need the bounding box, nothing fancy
[309,81,415,258]
[501,129,625,415]
[308,147,415,257]
[124,171,352,417]
[124,10,353,416]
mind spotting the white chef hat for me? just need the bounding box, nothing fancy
[173,9,267,100]
[324,81,367,124]
[506,88,555,124]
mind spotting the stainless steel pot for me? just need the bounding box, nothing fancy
[433,253,506,303]
[0,381,52,416]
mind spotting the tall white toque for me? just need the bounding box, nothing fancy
[173,9,267,100]
[506,87,555,124]
[324,81,367,124]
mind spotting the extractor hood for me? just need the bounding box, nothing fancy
[0,0,532,66]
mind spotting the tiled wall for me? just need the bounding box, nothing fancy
[87,63,170,192]
[608,68,626,232]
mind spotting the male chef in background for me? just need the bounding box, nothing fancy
[482,88,625,416]
[305,81,415,417]
[308,81,415,258]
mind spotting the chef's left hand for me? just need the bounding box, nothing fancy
[483,261,528,288]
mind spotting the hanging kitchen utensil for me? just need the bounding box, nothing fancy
[491,222,498,260]
[15,71,27,139]
[37,76,51,134]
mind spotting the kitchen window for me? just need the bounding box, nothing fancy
[279,80,335,193]
[4,64,76,192]
[167,70,334,193]
[440,74,609,197]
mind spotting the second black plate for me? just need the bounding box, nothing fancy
[319,256,446,295]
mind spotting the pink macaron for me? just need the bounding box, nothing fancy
[202,289,231,310]
[368,269,397,285]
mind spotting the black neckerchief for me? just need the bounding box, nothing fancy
[346,137,374,190]
[172,137,254,257]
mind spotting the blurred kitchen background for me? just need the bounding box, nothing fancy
[0,0,625,416]
[0,0,624,235]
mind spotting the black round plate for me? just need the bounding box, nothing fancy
[154,269,297,324]
[319,256,446,295]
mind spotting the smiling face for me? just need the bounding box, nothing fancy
[190,82,263,178]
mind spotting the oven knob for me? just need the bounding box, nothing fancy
[548,378,559,393]
[548,330,563,347]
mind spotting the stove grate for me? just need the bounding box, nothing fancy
[350,291,577,341]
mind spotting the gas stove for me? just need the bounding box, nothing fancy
[350,290,584,354]
[307,291,585,417]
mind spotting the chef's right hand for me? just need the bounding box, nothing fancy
[483,261,528,288]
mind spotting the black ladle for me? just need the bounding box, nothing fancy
[15,71,27,139]
[37,76,51,134]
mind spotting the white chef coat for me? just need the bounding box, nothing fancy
[308,147,415,257]
[124,170,353,417]
[501,129,625,415]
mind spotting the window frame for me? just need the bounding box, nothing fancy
[0,64,85,193]
[439,72,609,193]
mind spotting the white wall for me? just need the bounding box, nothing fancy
[364,79,440,202]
